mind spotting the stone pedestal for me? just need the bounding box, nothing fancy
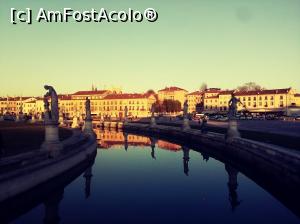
[226,120,240,143]
[41,123,63,157]
[182,118,190,130]
[83,119,96,138]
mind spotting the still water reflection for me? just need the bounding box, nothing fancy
[10,131,300,223]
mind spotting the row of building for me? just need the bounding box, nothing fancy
[1,86,300,118]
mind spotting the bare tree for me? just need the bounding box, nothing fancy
[237,82,262,91]
[146,89,156,95]
[199,83,207,92]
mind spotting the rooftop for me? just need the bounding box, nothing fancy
[187,91,203,96]
[72,90,108,96]
[103,93,153,100]
[235,88,291,96]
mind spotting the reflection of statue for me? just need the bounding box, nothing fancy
[182,146,190,176]
[123,132,128,151]
[44,85,59,124]
[228,94,241,119]
[225,164,241,211]
[227,93,242,142]
[150,137,156,159]
[85,97,92,120]
[84,166,93,199]
[43,189,64,224]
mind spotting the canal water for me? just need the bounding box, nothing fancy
[12,131,300,223]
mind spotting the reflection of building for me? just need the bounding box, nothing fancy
[96,130,150,149]
[95,130,181,152]
[157,140,181,151]
[158,86,188,108]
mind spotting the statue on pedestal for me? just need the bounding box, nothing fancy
[182,100,190,130]
[83,97,95,137]
[226,93,242,142]
[183,100,188,119]
[42,85,62,156]
[44,85,59,124]
[228,93,242,120]
[150,104,156,127]
[85,97,92,121]
[124,106,128,124]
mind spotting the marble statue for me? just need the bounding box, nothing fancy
[226,93,242,142]
[41,85,63,155]
[183,100,188,118]
[182,100,190,130]
[44,85,59,124]
[228,93,241,119]
[151,103,155,117]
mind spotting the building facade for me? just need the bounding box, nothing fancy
[158,86,188,108]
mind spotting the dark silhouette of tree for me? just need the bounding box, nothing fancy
[237,82,262,91]
[153,100,181,113]
[200,83,208,92]
[146,89,156,95]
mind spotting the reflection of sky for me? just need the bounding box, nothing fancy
[17,145,299,223]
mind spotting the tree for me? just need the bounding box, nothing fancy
[146,89,156,95]
[200,83,208,92]
[237,82,262,92]
[153,100,181,113]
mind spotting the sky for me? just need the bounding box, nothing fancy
[0,0,299,96]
